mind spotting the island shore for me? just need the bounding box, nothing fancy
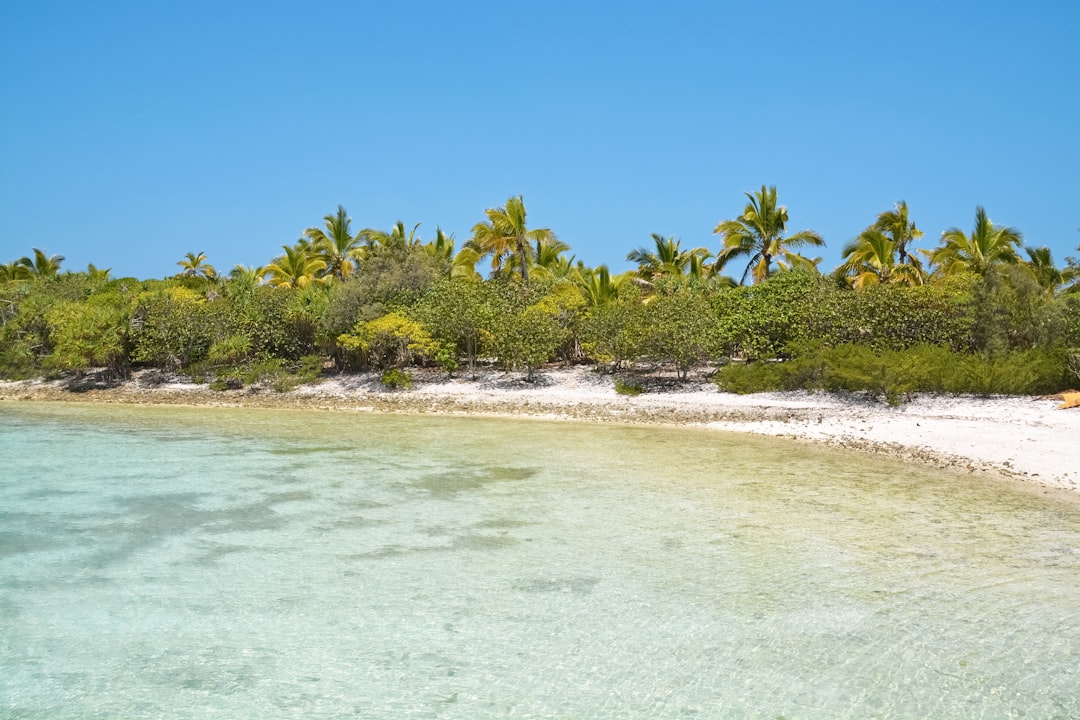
[3,366,1078,495]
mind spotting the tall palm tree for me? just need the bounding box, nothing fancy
[18,248,65,278]
[304,205,364,281]
[626,234,711,281]
[713,185,824,284]
[469,195,555,284]
[176,251,216,280]
[928,206,1022,276]
[263,245,327,288]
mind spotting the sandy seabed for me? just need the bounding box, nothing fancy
[2,365,1078,496]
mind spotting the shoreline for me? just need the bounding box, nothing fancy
[3,366,1079,495]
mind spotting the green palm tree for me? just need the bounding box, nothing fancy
[424,227,456,263]
[713,185,824,284]
[450,246,483,280]
[626,234,711,282]
[264,245,327,288]
[361,221,424,254]
[1,261,32,283]
[228,263,264,288]
[304,205,364,281]
[928,206,1022,276]
[873,200,923,266]
[775,253,823,275]
[469,195,555,284]
[18,248,65,278]
[576,265,626,306]
[176,251,216,280]
[535,236,573,267]
[524,237,576,281]
[838,229,925,289]
[1023,246,1076,298]
[86,263,112,283]
[1066,240,1080,294]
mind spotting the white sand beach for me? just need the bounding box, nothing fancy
[3,365,1079,494]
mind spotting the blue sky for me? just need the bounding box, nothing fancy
[2,1,1078,280]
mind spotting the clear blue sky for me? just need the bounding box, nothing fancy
[2,1,1078,280]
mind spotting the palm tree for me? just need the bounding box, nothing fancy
[304,205,364,281]
[927,206,1022,276]
[86,263,112,283]
[450,246,483,280]
[469,195,555,284]
[873,200,923,266]
[523,237,576,281]
[225,264,265,304]
[837,201,925,288]
[176,251,216,280]
[18,248,65,278]
[838,229,925,289]
[775,253,823,275]
[264,245,327,288]
[1,261,32,283]
[626,234,711,282]
[576,265,626,306]
[361,221,423,254]
[1066,240,1080,294]
[424,227,456,263]
[1023,246,1076,298]
[713,185,824,284]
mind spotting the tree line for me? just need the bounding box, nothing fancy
[2,188,1078,401]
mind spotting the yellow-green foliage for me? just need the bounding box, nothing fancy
[44,297,129,374]
[380,368,413,389]
[207,334,253,365]
[337,311,438,368]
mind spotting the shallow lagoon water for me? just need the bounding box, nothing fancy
[1,401,1078,719]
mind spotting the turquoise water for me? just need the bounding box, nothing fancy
[1,401,1079,719]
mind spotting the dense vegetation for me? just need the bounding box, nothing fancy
[2,189,1078,403]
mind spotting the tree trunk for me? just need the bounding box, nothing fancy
[516,238,530,285]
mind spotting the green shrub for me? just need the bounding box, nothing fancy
[614,378,643,396]
[713,360,788,394]
[940,350,1069,396]
[713,343,1070,402]
[380,368,413,389]
[435,344,459,376]
[208,334,252,365]
[294,354,324,383]
[819,345,913,405]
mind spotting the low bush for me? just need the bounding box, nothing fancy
[380,368,413,389]
[713,344,1071,403]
